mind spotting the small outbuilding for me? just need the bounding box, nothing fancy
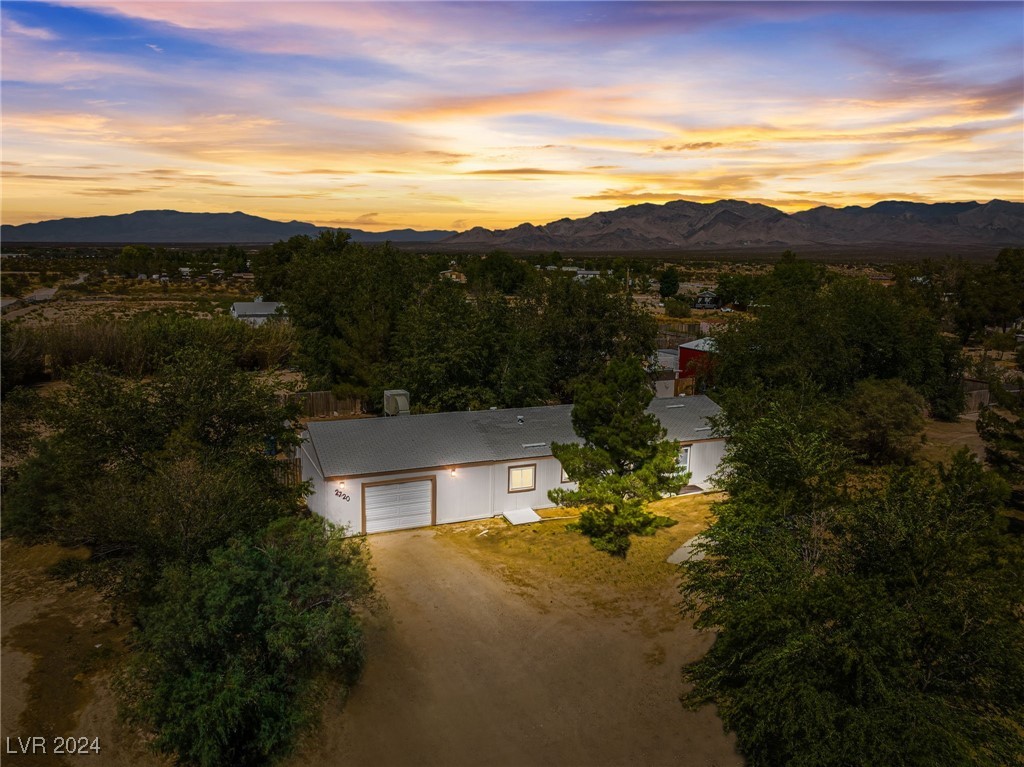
[299,396,726,535]
[230,300,286,326]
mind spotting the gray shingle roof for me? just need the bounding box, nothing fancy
[304,395,722,478]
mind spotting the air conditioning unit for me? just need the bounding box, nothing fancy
[383,389,410,416]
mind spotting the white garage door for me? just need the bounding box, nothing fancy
[364,479,433,534]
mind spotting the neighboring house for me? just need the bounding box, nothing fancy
[440,269,467,283]
[693,290,720,310]
[299,396,726,535]
[230,301,285,326]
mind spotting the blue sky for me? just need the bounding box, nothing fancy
[3,1,1021,229]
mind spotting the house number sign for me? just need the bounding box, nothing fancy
[334,489,351,501]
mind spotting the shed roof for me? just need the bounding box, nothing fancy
[231,301,283,316]
[679,337,716,352]
[657,349,680,371]
[303,395,722,478]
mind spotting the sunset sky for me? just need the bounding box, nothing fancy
[2,1,1022,231]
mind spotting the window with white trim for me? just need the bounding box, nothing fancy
[508,465,536,492]
[677,445,691,475]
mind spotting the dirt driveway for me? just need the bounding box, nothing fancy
[294,527,740,767]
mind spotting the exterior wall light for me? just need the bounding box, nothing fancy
[450,468,457,477]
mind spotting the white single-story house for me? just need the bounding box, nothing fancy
[299,396,726,535]
[230,300,285,326]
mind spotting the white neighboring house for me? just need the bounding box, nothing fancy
[230,301,286,326]
[299,396,726,535]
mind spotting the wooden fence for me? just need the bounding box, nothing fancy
[962,378,991,413]
[272,457,303,487]
[280,390,364,418]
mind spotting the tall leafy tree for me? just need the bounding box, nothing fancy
[265,231,430,399]
[835,378,926,464]
[389,280,498,411]
[977,370,1024,516]
[712,272,963,419]
[5,350,378,765]
[550,358,684,556]
[531,275,656,402]
[3,350,302,597]
[120,516,375,767]
[681,406,1024,767]
[658,266,680,299]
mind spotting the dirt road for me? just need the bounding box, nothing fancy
[294,529,740,767]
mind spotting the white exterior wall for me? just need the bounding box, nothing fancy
[491,456,572,514]
[298,437,723,536]
[687,439,726,488]
[300,448,577,534]
[436,465,493,524]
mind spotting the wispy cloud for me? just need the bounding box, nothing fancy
[3,17,58,40]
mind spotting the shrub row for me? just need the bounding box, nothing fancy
[1,315,296,393]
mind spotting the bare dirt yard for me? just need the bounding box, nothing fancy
[2,495,738,767]
[291,494,740,767]
[920,413,986,465]
[0,541,168,767]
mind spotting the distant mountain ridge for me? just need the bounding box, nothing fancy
[440,199,1024,251]
[0,210,455,244]
[2,200,1021,249]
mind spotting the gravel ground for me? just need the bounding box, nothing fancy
[292,528,740,767]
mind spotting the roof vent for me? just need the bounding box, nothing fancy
[383,389,410,416]
[516,415,524,424]
[522,442,547,448]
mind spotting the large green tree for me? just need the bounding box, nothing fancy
[531,274,657,402]
[5,349,377,765]
[658,266,680,299]
[120,516,375,767]
[680,406,1024,767]
[977,372,1024,517]
[712,271,963,420]
[550,358,684,556]
[389,282,548,411]
[262,231,431,399]
[3,350,302,598]
[835,378,926,464]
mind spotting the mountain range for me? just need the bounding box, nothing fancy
[442,199,1024,251]
[2,200,1021,250]
[0,210,455,244]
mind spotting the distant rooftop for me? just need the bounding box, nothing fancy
[680,337,716,352]
[230,301,283,316]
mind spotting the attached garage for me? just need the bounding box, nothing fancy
[363,478,435,534]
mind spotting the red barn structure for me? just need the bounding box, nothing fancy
[678,337,716,393]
